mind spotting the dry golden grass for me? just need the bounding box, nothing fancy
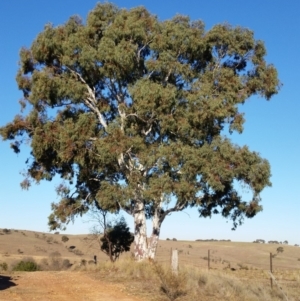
[1,228,300,300]
[79,258,300,301]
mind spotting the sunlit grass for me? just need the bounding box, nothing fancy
[77,257,298,301]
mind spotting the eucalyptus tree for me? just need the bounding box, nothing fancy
[0,3,280,260]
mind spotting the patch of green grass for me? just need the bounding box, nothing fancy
[13,259,39,271]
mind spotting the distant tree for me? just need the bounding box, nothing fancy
[276,246,284,254]
[268,241,279,244]
[272,246,284,258]
[0,3,280,261]
[253,239,265,244]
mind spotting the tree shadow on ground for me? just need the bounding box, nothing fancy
[0,275,17,290]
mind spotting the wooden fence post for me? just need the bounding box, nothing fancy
[171,249,178,275]
[270,252,273,288]
[208,249,210,270]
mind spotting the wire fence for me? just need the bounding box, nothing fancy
[154,242,300,272]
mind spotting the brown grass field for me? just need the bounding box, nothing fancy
[0,228,299,300]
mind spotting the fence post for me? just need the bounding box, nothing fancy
[270,252,273,288]
[171,249,178,275]
[208,249,210,270]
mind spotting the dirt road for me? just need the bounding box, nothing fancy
[0,271,144,301]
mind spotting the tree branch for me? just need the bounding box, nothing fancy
[66,67,108,130]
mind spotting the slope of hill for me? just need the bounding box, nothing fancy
[0,228,103,268]
[1,227,299,271]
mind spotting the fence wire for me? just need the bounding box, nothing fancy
[154,243,300,272]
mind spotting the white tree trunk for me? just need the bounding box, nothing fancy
[147,210,162,259]
[133,200,148,261]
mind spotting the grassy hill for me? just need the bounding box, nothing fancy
[1,227,300,270]
[0,228,104,268]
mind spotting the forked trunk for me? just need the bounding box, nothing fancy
[133,200,148,261]
[133,200,164,261]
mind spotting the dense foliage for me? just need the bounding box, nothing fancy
[13,260,39,272]
[100,217,134,262]
[0,3,280,260]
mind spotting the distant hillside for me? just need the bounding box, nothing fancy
[0,228,299,271]
[0,228,106,268]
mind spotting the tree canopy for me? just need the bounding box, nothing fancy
[0,3,280,260]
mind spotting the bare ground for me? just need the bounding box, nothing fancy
[0,271,144,301]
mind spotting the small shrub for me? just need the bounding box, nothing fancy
[237,263,249,270]
[172,238,177,241]
[48,252,62,270]
[62,235,69,243]
[54,231,60,234]
[41,253,72,271]
[40,258,49,269]
[46,237,53,244]
[166,238,170,241]
[0,262,8,271]
[34,245,47,253]
[198,273,208,287]
[73,249,83,256]
[50,251,61,257]
[13,259,39,271]
[61,259,72,269]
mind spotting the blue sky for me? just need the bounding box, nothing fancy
[0,1,299,245]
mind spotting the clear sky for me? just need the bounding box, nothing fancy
[0,1,299,245]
